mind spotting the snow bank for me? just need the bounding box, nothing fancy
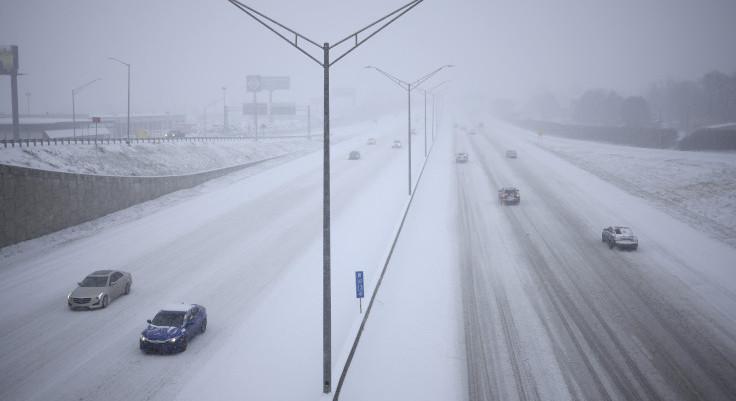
[526,134,736,247]
[0,120,383,177]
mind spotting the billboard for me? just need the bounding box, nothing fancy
[246,75,262,92]
[0,46,19,75]
[243,103,268,115]
[270,102,296,115]
[246,75,290,92]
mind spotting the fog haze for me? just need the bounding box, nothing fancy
[2,0,735,117]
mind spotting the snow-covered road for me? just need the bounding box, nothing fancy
[3,110,736,401]
[0,116,428,401]
[455,120,736,400]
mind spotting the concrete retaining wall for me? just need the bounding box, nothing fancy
[0,158,274,248]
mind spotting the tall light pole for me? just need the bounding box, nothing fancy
[108,57,130,142]
[72,78,101,138]
[203,98,220,135]
[222,86,228,135]
[426,80,448,145]
[227,0,423,394]
[364,65,453,195]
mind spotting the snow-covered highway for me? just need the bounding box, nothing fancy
[2,111,736,401]
[0,117,430,401]
[455,120,736,401]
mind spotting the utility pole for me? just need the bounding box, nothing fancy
[72,78,101,139]
[222,86,228,135]
[364,65,453,195]
[423,90,427,157]
[253,91,258,139]
[227,0,424,394]
[109,57,130,142]
[427,80,448,145]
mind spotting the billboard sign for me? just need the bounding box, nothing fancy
[270,102,297,115]
[261,76,290,91]
[0,45,19,75]
[246,75,262,92]
[246,75,290,92]
[355,271,364,299]
[243,102,267,115]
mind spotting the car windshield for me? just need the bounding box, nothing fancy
[79,276,108,287]
[617,228,633,236]
[151,311,185,327]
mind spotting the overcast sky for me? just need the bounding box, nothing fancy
[1,0,735,118]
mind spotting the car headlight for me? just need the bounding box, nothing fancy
[140,335,148,342]
[97,292,104,299]
[167,337,178,343]
[67,293,72,301]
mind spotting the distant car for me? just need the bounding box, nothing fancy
[165,130,186,138]
[498,187,521,205]
[68,270,132,310]
[140,304,208,354]
[602,226,638,250]
[455,152,469,163]
[392,140,402,149]
[349,150,361,160]
[367,138,377,145]
[506,150,517,158]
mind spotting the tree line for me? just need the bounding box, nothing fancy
[522,70,736,132]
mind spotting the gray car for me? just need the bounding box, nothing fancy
[68,270,132,310]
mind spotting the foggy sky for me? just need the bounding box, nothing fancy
[1,0,735,118]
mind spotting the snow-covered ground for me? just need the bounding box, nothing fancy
[523,132,736,247]
[338,123,466,401]
[0,120,382,176]
[4,106,736,401]
[0,112,468,401]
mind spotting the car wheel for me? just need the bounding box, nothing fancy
[102,295,109,308]
[179,337,188,352]
[124,282,131,295]
[201,319,207,334]
[608,240,615,249]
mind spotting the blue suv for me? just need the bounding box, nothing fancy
[140,304,207,353]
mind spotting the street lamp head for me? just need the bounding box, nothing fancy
[108,56,130,67]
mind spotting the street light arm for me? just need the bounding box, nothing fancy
[328,0,423,66]
[227,0,324,66]
[428,80,449,94]
[364,66,409,91]
[411,64,453,88]
[108,57,129,67]
[73,78,102,94]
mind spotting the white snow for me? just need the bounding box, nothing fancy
[0,113,468,401]
[160,304,194,313]
[3,107,736,401]
[0,120,382,176]
[337,120,467,401]
[528,132,736,247]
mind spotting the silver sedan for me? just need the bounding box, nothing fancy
[67,270,132,310]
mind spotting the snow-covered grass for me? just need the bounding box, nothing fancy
[523,133,736,247]
[0,120,382,176]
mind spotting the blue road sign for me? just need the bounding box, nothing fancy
[355,271,364,299]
